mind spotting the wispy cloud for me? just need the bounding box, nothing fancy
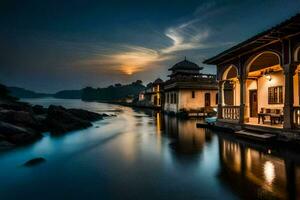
[77,1,232,76]
[78,45,173,75]
[161,1,231,55]
[161,26,210,54]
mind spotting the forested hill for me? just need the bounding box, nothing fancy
[81,80,145,101]
[8,87,51,98]
[53,90,82,99]
[5,80,145,101]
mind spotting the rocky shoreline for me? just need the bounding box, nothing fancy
[0,100,108,149]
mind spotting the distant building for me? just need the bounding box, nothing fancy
[138,90,145,101]
[151,78,164,107]
[163,59,218,115]
[116,95,134,104]
[137,78,164,108]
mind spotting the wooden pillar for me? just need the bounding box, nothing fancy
[239,77,246,124]
[282,39,296,129]
[283,64,296,129]
[218,81,223,119]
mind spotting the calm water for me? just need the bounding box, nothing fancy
[0,98,299,200]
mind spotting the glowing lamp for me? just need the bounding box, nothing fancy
[264,74,272,81]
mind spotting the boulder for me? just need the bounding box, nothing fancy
[0,110,43,131]
[0,101,108,147]
[0,101,32,112]
[0,121,40,144]
[32,105,47,115]
[23,157,46,167]
[67,108,103,121]
[46,105,92,134]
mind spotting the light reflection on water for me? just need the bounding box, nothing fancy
[0,98,299,200]
[264,161,275,185]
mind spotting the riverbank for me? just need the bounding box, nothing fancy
[0,99,108,149]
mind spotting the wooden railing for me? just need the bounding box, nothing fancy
[293,106,300,128]
[222,106,240,120]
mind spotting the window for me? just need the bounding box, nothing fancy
[216,93,218,104]
[268,86,283,104]
[205,93,211,107]
[192,91,195,98]
[174,93,177,104]
[169,92,177,104]
[166,93,169,103]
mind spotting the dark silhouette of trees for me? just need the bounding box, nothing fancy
[81,81,145,101]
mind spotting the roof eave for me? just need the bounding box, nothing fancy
[203,13,300,66]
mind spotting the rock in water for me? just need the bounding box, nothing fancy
[46,105,93,134]
[0,101,32,112]
[0,121,40,144]
[23,157,46,167]
[0,99,108,147]
[32,105,47,115]
[67,108,103,121]
[0,110,43,131]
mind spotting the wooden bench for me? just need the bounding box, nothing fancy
[258,108,283,125]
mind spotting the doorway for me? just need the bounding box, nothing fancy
[249,90,258,117]
[205,93,211,107]
[154,96,158,106]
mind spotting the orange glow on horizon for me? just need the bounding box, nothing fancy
[122,66,135,75]
[80,46,172,76]
[116,51,160,75]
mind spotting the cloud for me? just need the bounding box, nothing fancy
[77,45,173,75]
[161,26,210,54]
[76,1,233,77]
[158,1,234,55]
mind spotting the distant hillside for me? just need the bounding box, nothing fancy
[8,87,52,98]
[81,80,145,101]
[54,90,82,99]
[7,80,145,101]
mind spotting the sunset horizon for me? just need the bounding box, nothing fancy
[1,1,300,200]
[1,0,300,92]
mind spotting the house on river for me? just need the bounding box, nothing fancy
[203,13,300,136]
[163,59,218,116]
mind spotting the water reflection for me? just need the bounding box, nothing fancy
[264,161,275,185]
[218,135,300,200]
[163,115,209,155]
[153,111,300,199]
[1,99,300,200]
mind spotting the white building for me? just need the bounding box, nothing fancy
[163,59,218,115]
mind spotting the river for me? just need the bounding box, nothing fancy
[0,98,299,200]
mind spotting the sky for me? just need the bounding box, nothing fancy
[0,0,300,92]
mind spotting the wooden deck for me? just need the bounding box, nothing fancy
[214,118,284,135]
[235,130,276,141]
[245,117,283,129]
